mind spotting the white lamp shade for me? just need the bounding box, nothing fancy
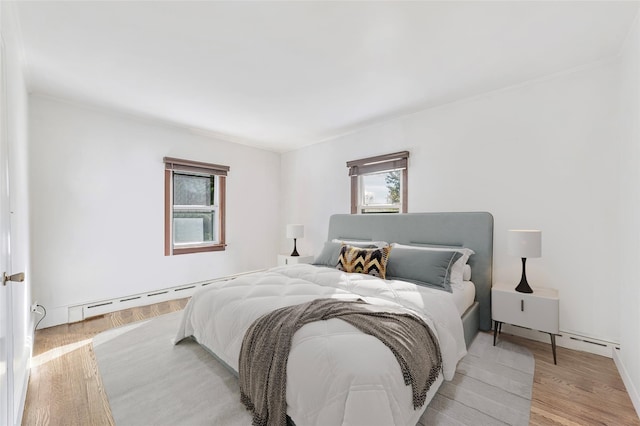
[286,224,304,239]
[508,230,541,258]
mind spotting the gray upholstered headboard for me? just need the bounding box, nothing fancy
[327,212,494,331]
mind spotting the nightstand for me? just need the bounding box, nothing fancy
[277,255,314,266]
[492,283,559,364]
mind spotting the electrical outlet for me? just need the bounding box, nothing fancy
[31,303,38,313]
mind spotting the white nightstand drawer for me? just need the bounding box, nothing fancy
[492,285,559,334]
[277,255,314,266]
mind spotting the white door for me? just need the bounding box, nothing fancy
[0,33,13,425]
[0,171,12,425]
[0,32,28,426]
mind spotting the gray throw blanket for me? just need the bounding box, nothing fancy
[239,298,442,426]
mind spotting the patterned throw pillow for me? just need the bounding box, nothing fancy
[336,244,391,279]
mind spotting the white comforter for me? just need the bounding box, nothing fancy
[175,264,467,426]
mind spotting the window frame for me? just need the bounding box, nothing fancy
[346,151,409,214]
[164,157,229,256]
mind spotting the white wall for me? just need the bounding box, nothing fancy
[1,1,31,423]
[281,59,623,344]
[617,13,640,415]
[29,96,281,327]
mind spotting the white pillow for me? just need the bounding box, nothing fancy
[332,239,389,248]
[390,243,474,287]
[463,264,472,281]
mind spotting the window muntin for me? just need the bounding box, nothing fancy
[347,151,409,214]
[164,157,229,255]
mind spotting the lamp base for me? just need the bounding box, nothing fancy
[515,257,533,293]
[515,279,533,293]
[290,238,300,257]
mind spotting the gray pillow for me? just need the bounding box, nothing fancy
[312,242,343,267]
[386,247,463,292]
[313,241,378,267]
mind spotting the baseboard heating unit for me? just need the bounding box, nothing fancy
[67,269,264,323]
[500,323,619,358]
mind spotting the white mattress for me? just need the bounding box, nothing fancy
[452,281,476,316]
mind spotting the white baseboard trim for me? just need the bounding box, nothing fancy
[499,323,618,359]
[38,306,68,329]
[613,348,640,418]
[36,270,264,329]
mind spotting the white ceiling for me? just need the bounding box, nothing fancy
[14,1,640,152]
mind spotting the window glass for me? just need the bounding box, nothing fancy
[173,173,213,206]
[360,170,402,214]
[173,212,216,244]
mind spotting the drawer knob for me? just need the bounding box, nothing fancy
[521,299,524,312]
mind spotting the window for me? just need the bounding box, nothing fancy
[346,151,409,214]
[164,157,229,255]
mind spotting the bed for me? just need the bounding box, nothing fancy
[175,212,493,425]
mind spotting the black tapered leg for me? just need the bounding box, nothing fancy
[493,321,501,346]
[550,333,557,365]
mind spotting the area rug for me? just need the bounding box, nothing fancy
[94,311,534,426]
[419,330,534,425]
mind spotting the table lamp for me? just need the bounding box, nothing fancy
[286,224,304,257]
[507,229,541,293]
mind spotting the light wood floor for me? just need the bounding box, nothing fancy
[23,299,189,426]
[22,299,640,426]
